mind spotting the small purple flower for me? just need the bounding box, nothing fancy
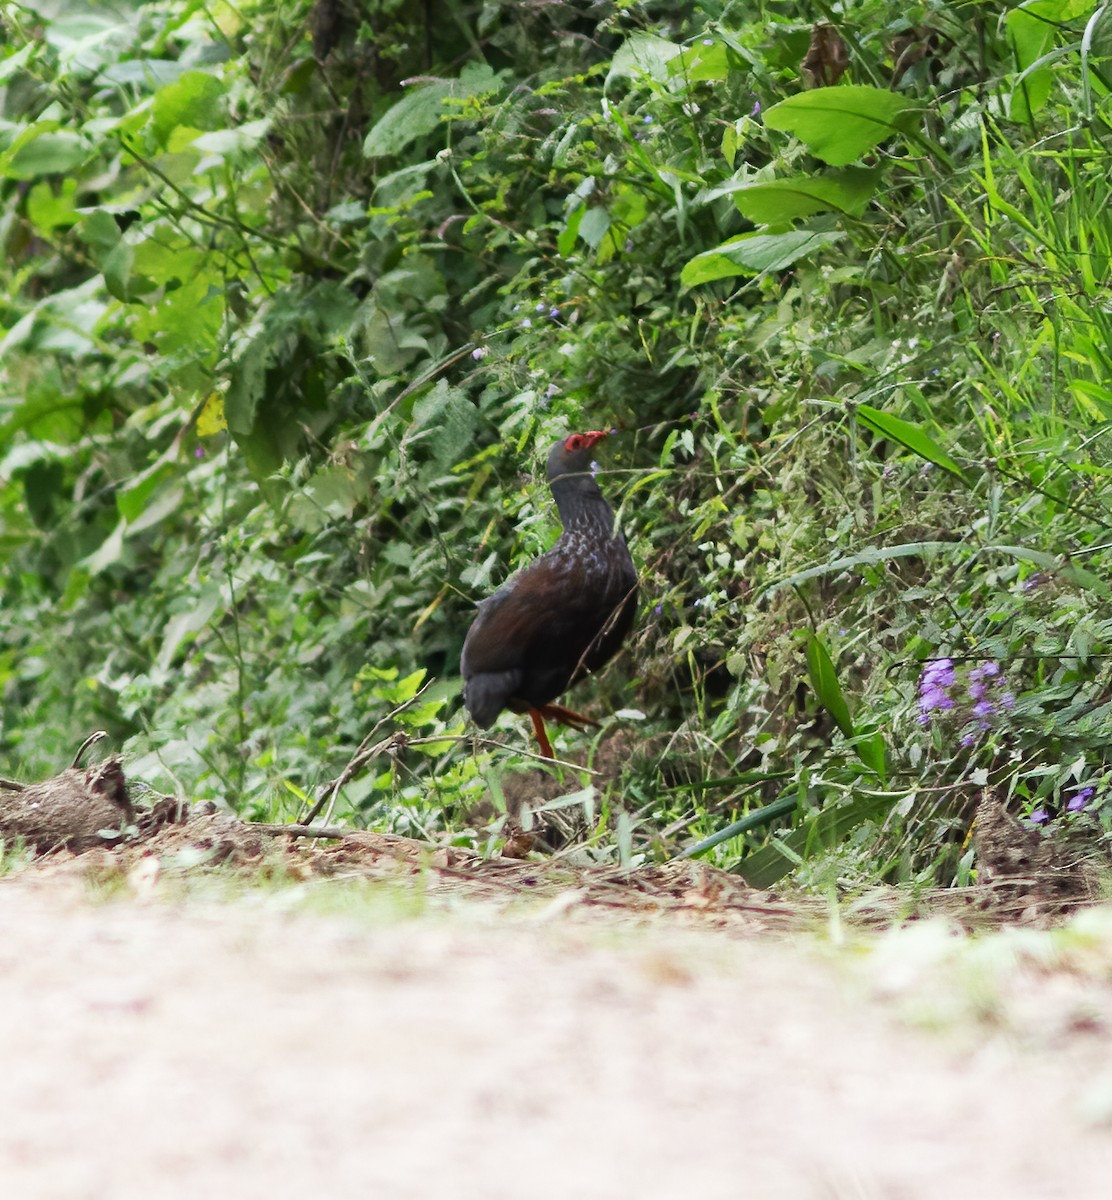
[549,307,561,320]
[535,302,546,312]
[972,700,995,719]
[702,38,713,46]
[1001,692,1015,710]
[643,115,653,124]
[521,317,532,329]
[1067,787,1095,813]
[1029,808,1050,826]
[968,682,986,701]
[919,687,954,713]
[750,100,761,117]
[194,446,205,459]
[960,730,977,747]
[653,603,663,615]
[980,661,1001,679]
[920,660,956,694]
[471,347,488,360]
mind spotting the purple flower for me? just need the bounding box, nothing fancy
[922,658,955,686]
[919,687,954,713]
[549,307,561,320]
[521,317,532,328]
[960,730,977,747]
[1067,787,1095,813]
[750,100,761,117]
[1029,808,1050,825]
[471,347,488,360]
[972,700,995,719]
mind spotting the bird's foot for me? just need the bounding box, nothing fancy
[535,702,601,732]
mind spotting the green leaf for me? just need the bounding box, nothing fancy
[156,587,221,674]
[762,86,921,165]
[409,381,477,468]
[192,119,270,159]
[806,633,854,738]
[151,70,227,146]
[558,203,584,256]
[667,40,737,84]
[855,403,967,480]
[681,230,844,286]
[577,206,611,250]
[606,33,682,87]
[4,129,88,179]
[26,179,79,233]
[680,795,797,859]
[730,168,883,223]
[363,64,503,158]
[364,81,454,158]
[737,793,894,887]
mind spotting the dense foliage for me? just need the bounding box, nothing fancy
[3,0,1112,885]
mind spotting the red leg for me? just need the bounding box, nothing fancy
[528,708,556,759]
[536,702,601,732]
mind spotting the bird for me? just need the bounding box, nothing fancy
[461,429,638,758]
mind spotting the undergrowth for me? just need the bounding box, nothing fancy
[2,0,1112,887]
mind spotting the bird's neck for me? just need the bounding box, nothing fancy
[551,478,619,540]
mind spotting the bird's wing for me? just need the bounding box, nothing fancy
[461,559,593,679]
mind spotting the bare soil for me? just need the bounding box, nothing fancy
[2,842,1112,1200]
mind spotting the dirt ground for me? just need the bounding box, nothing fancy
[2,852,1111,1200]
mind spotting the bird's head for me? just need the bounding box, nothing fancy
[546,429,611,483]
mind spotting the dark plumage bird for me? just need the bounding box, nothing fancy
[461,430,638,758]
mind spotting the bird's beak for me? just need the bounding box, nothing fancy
[582,429,612,449]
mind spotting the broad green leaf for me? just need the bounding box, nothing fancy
[578,206,612,249]
[730,168,882,223]
[363,64,503,158]
[364,81,453,157]
[852,728,888,782]
[409,381,477,467]
[1005,1,1091,119]
[681,230,843,286]
[606,33,682,87]
[77,209,121,256]
[26,178,79,232]
[806,632,854,739]
[855,403,967,480]
[152,70,227,146]
[762,86,921,166]
[192,119,270,159]
[667,40,737,84]
[4,129,88,179]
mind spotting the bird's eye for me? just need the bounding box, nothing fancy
[566,435,584,451]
